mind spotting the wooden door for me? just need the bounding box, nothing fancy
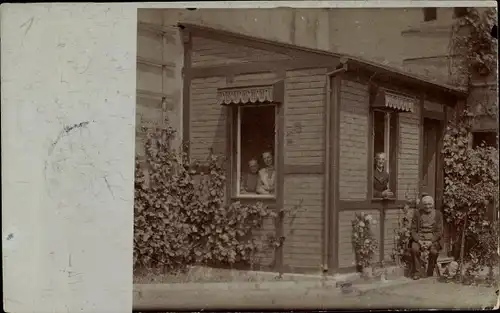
[422,117,448,256]
[422,118,439,200]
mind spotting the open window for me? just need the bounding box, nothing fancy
[236,105,277,198]
[370,87,416,200]
[372,110,398,199]
[453,7,468,18]
[473,131,498,148]
[423,8,437,22]
[217,82,282,199]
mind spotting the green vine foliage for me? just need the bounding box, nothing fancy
[134,125,276,272]
[449,7,498,87]
[442,113,499,283]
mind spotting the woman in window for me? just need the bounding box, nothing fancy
[373,152,394,199]
[256,151,276,195]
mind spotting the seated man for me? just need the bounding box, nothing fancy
[256,151,276,195]
[373,152,394,199]
[241,158,260,194]
[408,195,444,280]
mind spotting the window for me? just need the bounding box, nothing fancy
[235,104,277,198]
[423,8,437,22]
[372,110,398,199]
[453,7,468,18]
[473,131,498,148]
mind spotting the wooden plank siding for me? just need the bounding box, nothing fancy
[397,105,421,200]
[284,68,327,165]
[338,79,370,200]
[183,30,464,274]
[383,208,401,260]
[136,18,182,156]
[187,36,294,271]
[338,210,381,268]
[282,68,327,272]
[283,175,324,271]
[336,77,423,270]
[189,76,227,161]
[191,36,292,67]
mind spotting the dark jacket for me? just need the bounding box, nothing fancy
[241,173,258,193]
[410,209,444,249]
[373,168,390,198]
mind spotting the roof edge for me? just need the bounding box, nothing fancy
[178,22,468,99]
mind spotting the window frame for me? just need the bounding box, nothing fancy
[423,7,437,22]
[453,7,468,19]
[371,108,399,200]
[232,103,278,200]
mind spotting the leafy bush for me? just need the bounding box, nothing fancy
[442,118,498,227]
[463,219,499,285]
[392,197,415,268]
[352,212,378,270]
[133,126,275,272]
[442,114,499,282]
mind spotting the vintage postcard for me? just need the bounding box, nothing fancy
[2,2,498,312]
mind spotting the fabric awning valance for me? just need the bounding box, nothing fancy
[217,83,281,106]
[371,89,416,113]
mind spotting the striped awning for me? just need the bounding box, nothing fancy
[371,89,416,113]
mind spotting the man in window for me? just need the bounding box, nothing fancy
[373,152,394,198]
[256,151,275,195]
[241,158,260,194]
[408,195,444,280]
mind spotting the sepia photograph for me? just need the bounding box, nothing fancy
[131,4,499,311]
[1,2,498,312]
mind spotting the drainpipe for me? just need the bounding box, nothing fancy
[322,61,349,273]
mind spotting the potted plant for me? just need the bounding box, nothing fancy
[352,212,378,278]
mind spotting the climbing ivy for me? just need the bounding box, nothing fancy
[133,125,277,272]
[133,123,305,276]
[449,7,497,88]
[441,112,499,285]
[446,8,498,284]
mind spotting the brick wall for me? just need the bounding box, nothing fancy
[397,104,420,200]
[283,175,324,270]
[339,79,370,200]
[338,210,381,268]
[284,68,327,165]
[191,36,291,67]
[189,77,227,162]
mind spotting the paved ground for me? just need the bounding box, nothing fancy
[134,277,498,310]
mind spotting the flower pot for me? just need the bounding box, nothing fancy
[354,253,362,272]
[355,264,363,273]
[361,267,373,280]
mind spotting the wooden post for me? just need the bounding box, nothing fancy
[459,215,468,283]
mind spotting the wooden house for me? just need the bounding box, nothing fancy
[179,23,467,274]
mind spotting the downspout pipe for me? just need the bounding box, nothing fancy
[322,61,348,274]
